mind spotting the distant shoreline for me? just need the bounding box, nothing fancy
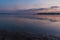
[36,13,60,15]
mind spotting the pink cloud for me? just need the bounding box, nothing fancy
[15,3,28,10]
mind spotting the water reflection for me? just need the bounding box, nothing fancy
[33,15,60,22]
[0,15,60,35]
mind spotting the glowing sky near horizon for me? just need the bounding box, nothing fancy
[0,0,60,10]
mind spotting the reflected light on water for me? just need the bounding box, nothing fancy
[0,15,60,35]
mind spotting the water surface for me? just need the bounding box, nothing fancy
[0,15,60,36]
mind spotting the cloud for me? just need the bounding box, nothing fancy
[0,7,16,11]
[50,6,59,9]
[35,6,60,13]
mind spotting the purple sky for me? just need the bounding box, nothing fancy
[0,0,60,11]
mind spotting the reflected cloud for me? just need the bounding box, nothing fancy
[33,15,60,22]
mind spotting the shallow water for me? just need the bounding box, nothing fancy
[0,15,60,36]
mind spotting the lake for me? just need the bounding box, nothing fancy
[0,14,60,36]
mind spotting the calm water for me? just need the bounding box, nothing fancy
[0,15,60,36]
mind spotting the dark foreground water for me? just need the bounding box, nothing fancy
[0,15,60,36]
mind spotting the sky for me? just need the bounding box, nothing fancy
[0,0,60,10]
